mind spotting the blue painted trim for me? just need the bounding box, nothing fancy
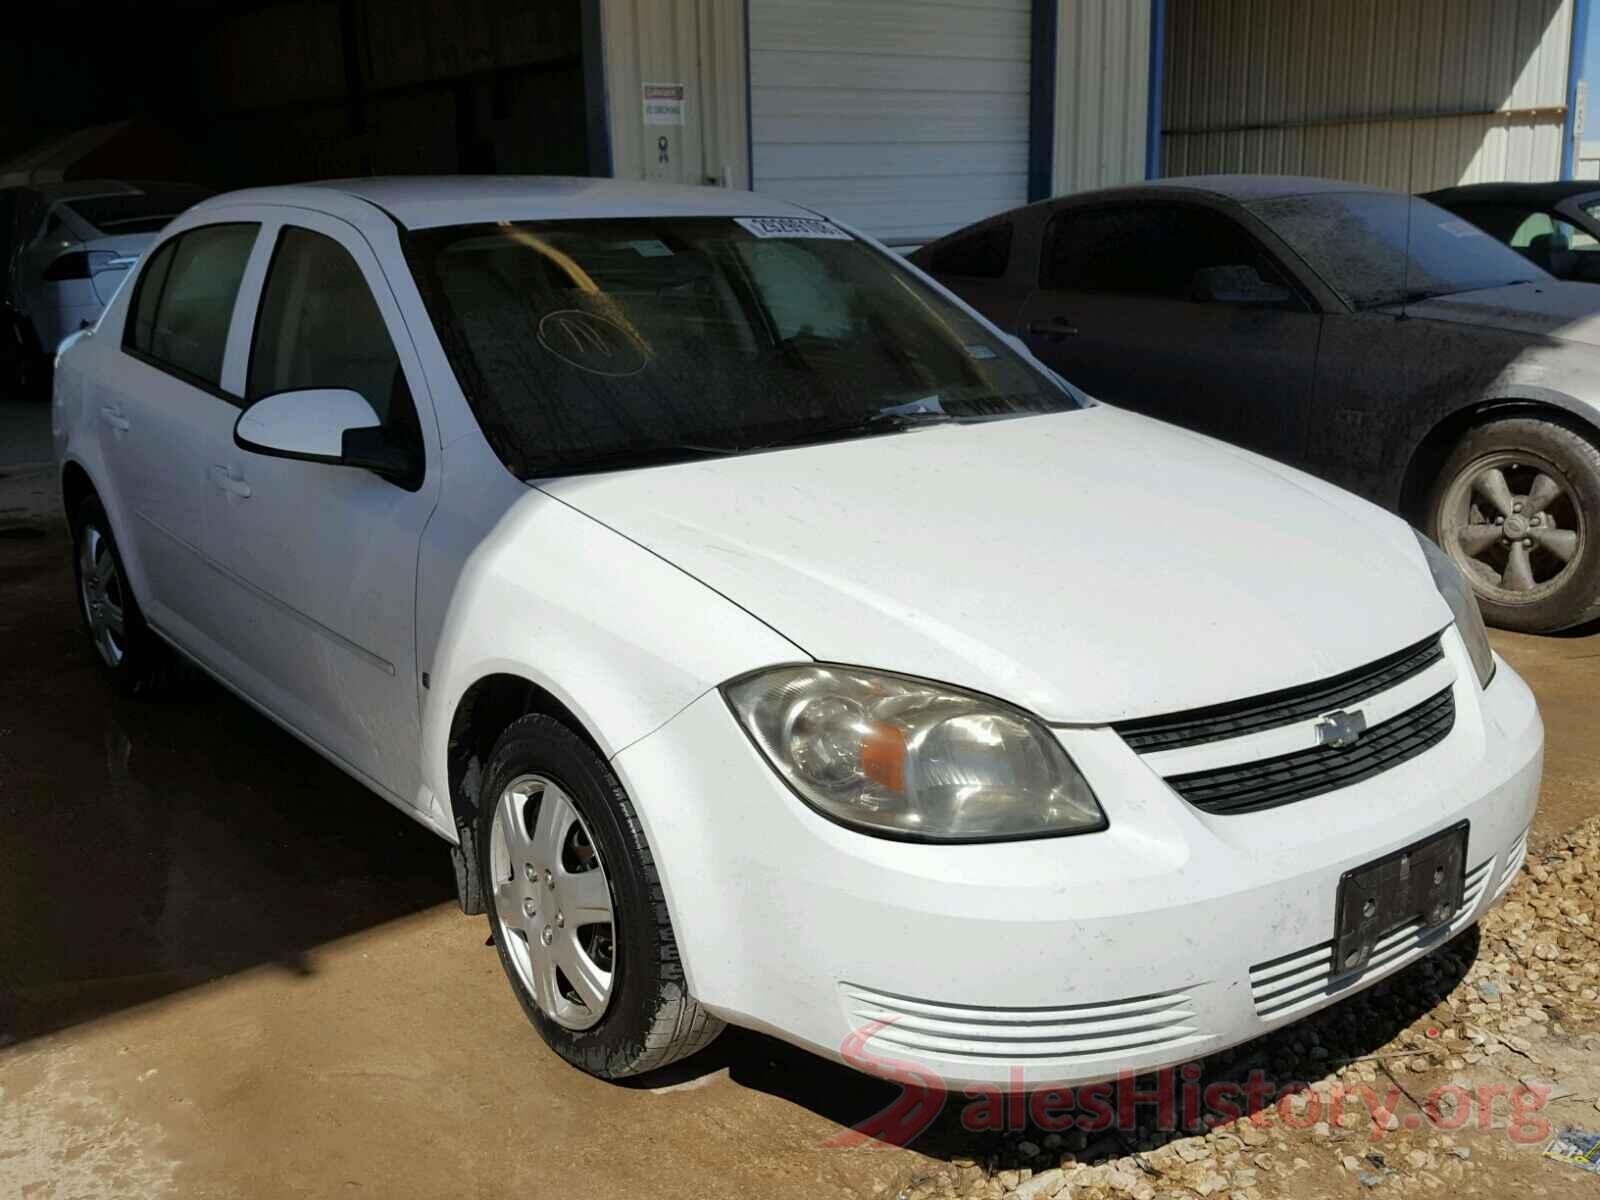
[580,0,613,177]
[1028,0,1059,201]
[1146,0,1166,179]
[744,0,755,189]
[1563,0,1592,179]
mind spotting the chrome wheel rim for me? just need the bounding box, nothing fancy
[78,523,126,668]
[1440,451,1583,605]
[489,774,615,1031]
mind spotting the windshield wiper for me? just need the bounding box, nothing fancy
[528,441,745,479]
[756,407,963,450]
[528,409,966,478]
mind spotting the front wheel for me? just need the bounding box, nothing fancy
[476,714,723,1078]
[1428,417,1600,633]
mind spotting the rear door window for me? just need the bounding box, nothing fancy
[125,223,260,390]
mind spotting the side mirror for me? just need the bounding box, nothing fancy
[234,388,419,484]
[1191,264,1295,308]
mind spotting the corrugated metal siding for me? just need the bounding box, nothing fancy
[601,0,749,187]
[1053,0,1152,196]
[1163,0,1574,189]
[749,0,1032,243]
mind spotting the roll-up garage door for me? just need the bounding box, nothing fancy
[748,0,1032,247]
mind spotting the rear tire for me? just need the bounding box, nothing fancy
[476,714,723,1079]
[1427,417,1600,633]
[71,495,172,694]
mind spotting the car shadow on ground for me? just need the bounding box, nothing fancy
[0,517,456,1042]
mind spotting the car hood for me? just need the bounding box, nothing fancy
[540,406,1449,724]
[1399,280,1600,346]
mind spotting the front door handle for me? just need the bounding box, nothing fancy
[209,464,252,499]
[1024,316,1078,341]
[100,405,130,433]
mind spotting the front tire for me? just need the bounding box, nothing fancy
[1428,417,1600,633]
[476,714,723,1078]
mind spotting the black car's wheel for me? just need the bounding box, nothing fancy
[2,309,49,402]
[71,496,173,694]
[476,714,723,1078]
[1428,417,1600,633]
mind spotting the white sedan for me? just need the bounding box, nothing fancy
[53,178,1542,1089]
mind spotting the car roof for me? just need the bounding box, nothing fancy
[1422,180,1600,206]
[913,174,1393,255]
[1136,174,1391,201]
[189,175,824,231]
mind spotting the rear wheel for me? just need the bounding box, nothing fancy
[476,714,722,1078]
[71,496,171,694]
[1428,417,1600,632]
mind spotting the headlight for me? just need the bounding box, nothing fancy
[724,665,1106,841]
[1414,530,1496,688]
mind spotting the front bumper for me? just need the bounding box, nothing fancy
[612,630,1542,1089]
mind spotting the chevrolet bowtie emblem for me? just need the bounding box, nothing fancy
[1316,709,1368,749]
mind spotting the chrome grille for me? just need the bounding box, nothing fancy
[1165,688,1455,815]
[1114,634,1445,753]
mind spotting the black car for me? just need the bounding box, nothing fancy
[912,175,1600,634]
[1425,180,1600,284]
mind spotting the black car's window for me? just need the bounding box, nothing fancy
[404,217,1083,479]
[67,187,210,236]
[248,227,419,448]
[1249,192,1542,310]
[1444,203,1542,244]
[1041,204,1295,304]
[926,223,1013,279]
[125,223,259,389]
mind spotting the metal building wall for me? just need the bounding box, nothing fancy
[1162,0,1574,190]
[1052,0,1152,196]
[748,0,1033,244]
[600,0,749,187]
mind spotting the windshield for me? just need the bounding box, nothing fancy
[404,216,1083,478]
[1248,192,1544,309]
[65,187,211,235]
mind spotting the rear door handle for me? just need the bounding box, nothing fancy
[1024,317,1078,340]
[209,464,252,499]
[100,405,130,433]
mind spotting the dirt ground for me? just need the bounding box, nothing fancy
[2,398,1598,1199]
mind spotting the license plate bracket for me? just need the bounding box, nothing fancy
[1333,821,1468,978]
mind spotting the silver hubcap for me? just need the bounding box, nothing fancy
[489,774,615,1031]
[1441,453,1582,603]
[78,524,126,668]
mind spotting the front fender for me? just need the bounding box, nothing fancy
[418,452,804,835]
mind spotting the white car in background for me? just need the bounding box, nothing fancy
[3,180,209,394]
[53,178,1542,1089]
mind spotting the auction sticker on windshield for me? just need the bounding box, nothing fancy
[735,216,852,240]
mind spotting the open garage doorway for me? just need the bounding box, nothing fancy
[0,0,598,190]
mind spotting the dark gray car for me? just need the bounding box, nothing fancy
[912,175,1600,634]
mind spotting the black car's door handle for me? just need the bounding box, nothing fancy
[1024,316,1078,340]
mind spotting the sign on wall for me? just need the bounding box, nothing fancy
[643,83,686,126]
